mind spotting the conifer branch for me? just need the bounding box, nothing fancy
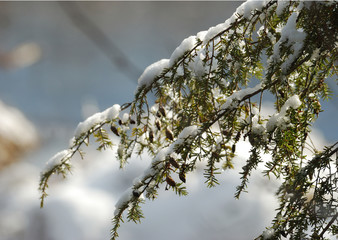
[40,1,337,239]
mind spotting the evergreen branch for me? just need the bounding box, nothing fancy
[319,212,338,238]
[235,148,262,198]
[39,121,107,207]
[40,1,337,239]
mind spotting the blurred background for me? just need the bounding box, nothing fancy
[0,2,336,240]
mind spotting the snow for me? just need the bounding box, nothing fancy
[74,104,120,139]
[1,120,335,240]
[221,83,262,110]
[203,21,232,44]
[0,162,40,240]
[236,0,266,19]
[266,95,302,132]
[136,0,274,86]
[276,0,289,16]
[169,35,197,67]
[271,11,307,73]
[0,100,38,146]
[190,52,206,77]
[284,95,302,109]
[251,115,266,137]
[101,136,283,240]
[310,48,321,60]
[178,125,199,140]
[1,2,336,240]
[137,32,207,88]
[164,125,199,154]
[135,0,276,90]
[203,0,271,42]
[114,187,133,215]
[137,59,170,88]
[26,184,114,240]
[113,125,200,213]
[262,229,275,239]
[0,3,336,240]
[122,113,130,123]
[233,83,262,100]
[196,30,207,41]
[45,149,71,172]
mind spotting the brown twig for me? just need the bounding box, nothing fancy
[319,212,338,238]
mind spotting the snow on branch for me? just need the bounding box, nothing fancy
[266,95,302,132]
[137,59,170,88]
[271,10,307,73]
[74,104,121,139]
[40,1,337,239]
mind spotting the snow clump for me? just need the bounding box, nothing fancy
[45,149,71,172]
[221,83,262,110]
[169,35,197,67]
[74,104,120,139]
[266,95,302,132]
[137,59,170,88]
[270,11,307,73]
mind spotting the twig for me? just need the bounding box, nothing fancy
[319,212,338,238]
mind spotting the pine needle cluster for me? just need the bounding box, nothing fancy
[40,1,337,239]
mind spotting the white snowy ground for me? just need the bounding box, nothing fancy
[0,108,331,240]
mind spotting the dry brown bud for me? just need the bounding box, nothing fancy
[155,119,161,130]
[158,106,166,117]
[222,130,230,137]
[166,176,176,187]
[212,152,219,158]
[132,190,140,198]
[169,157,179,168]
[165,128,174,141]
[179,171,186,183]
[235,131,241,142]
[232,144,236,153]
[110,125,120,136]
[149,130,154,143]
